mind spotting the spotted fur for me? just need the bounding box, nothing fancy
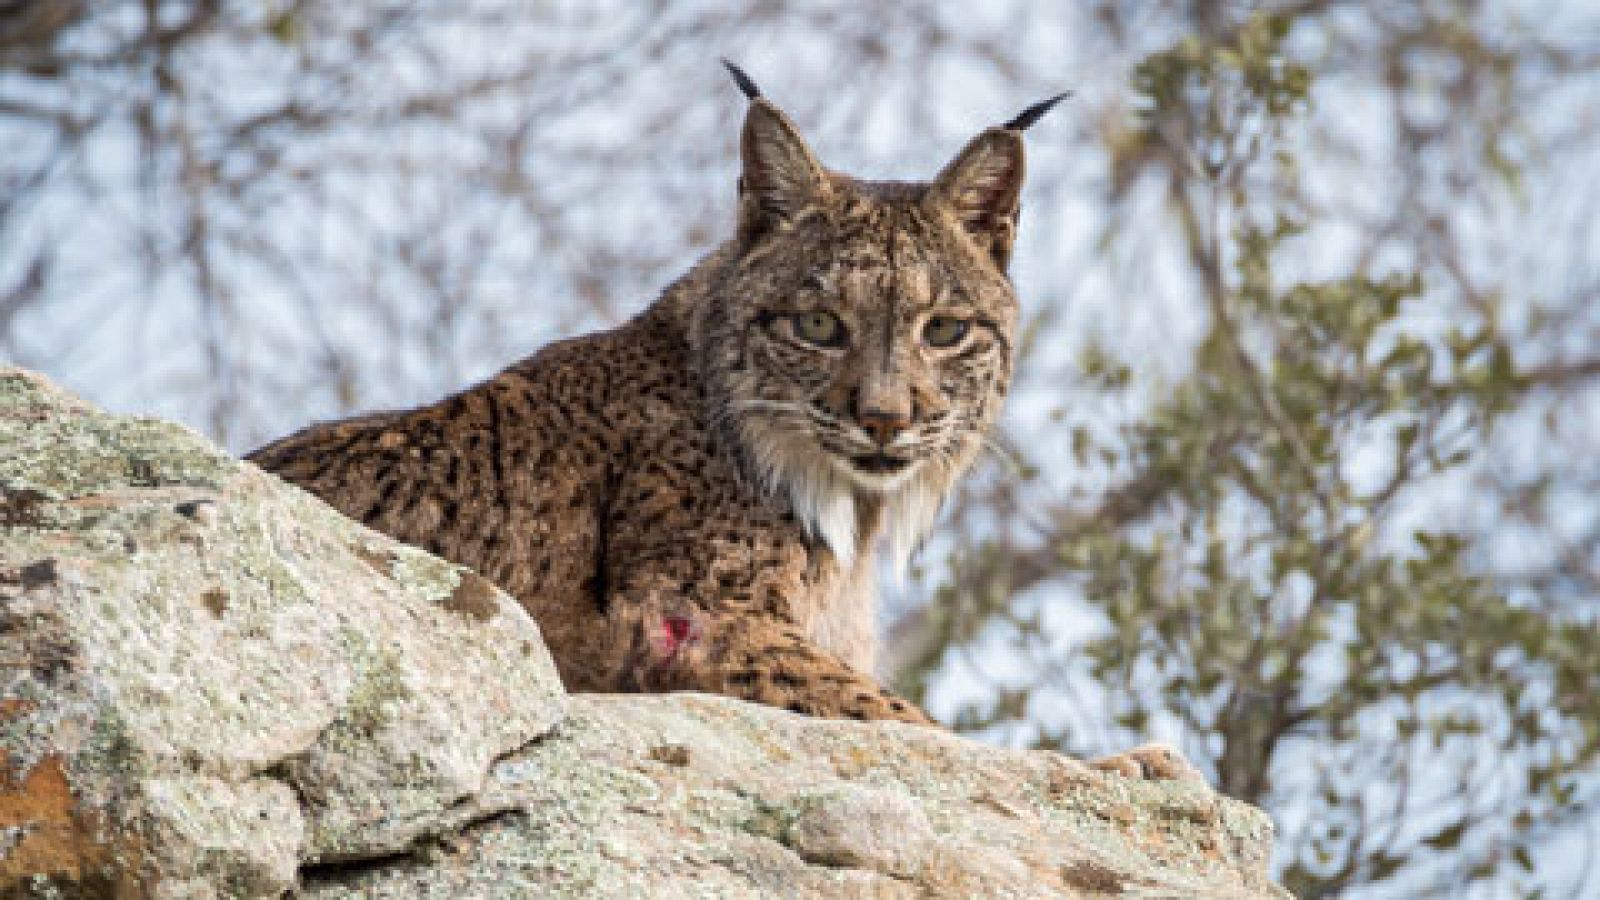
[249,80,1044,725]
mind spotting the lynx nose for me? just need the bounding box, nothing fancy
[854,389,912,446]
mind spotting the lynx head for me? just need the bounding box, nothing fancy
[693,64,1062,570]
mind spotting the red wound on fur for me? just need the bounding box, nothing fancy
[661,615,695,655]
[665,616,692,643]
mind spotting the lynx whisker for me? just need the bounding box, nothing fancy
[980,434,1028,476]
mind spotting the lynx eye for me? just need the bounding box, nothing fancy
[923,316,970,348]
[792,311,846,347]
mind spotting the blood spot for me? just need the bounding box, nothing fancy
[659,615,698,657]
[666,616,691,642]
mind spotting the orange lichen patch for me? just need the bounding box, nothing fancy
[0,751,114,886]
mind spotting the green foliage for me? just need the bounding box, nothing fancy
[1133,12,1311,126]
[921,8,1600,897]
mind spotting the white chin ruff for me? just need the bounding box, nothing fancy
[742,421,956,573]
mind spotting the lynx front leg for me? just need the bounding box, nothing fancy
[1090,743,1206,783]
[613,605,932,726]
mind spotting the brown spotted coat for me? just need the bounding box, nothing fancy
[249,83,1047,725]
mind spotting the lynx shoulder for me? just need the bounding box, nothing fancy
[249,66,1063,724]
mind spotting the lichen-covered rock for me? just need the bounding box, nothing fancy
[1,367,1286,898]
[301,694,1289,898]
[783,785,935,877]
[0,368,564,896]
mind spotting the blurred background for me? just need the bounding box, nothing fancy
[3,1,1598,895]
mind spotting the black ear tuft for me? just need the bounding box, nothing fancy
[1003,91,1071,132]
[721,59,762,100]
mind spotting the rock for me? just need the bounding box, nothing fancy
[301,695,1287,898]
[0,367,1287,898]
[783,785,935,877]
[0,368,564,895]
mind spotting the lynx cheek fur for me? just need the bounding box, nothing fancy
[249,66,1064,725]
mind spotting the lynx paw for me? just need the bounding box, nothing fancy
[1089,742,1205,784]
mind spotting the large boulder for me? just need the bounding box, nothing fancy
[1,367,1287,898]
[1,369,563,896]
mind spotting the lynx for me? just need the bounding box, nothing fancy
[250,64,1193,778]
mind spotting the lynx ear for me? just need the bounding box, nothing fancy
[930,93,1067,270]
[929,128,1026,270]
[725,62,830,240]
